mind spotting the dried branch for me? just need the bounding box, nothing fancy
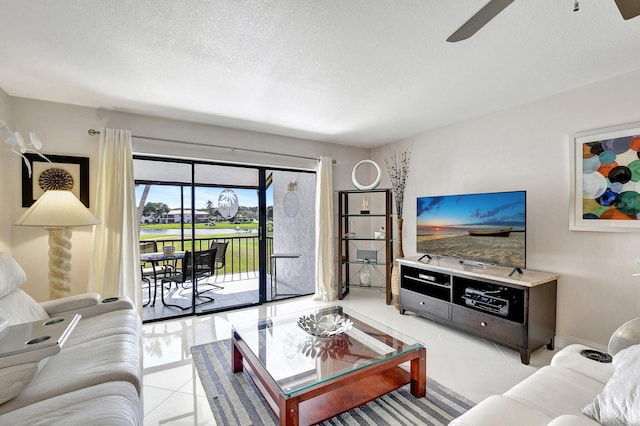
[384,149,411,218]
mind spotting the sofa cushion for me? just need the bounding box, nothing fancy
[548,414,601,425]
[0,381,141,426]
[0,253,27,298]
[582,344,640,426]
[0,363,39,405]
[0,289,49,325]
[504,365,605,419]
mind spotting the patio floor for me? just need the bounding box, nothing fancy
[142,273,309,322]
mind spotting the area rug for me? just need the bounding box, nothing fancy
[191,340,474,426]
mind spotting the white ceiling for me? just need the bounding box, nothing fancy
[1,1,640,148]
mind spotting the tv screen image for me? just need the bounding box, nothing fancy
[416,190,526,268]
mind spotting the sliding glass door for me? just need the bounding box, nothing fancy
[134,156,315,322]
[194,163,261,315]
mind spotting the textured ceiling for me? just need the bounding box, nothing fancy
[1,1,640,147]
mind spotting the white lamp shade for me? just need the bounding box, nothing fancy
[15,190,99,227]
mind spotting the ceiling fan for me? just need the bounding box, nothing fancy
[447,0,640,42]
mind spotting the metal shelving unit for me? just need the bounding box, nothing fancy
[337,189,393,304]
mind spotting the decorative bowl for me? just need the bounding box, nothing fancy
[298,333,352,360]
[297,313,353,338]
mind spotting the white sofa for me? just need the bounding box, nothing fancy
[0,253,142,425]
[450,319,640,426]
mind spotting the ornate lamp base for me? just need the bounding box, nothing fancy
[45,227,72,300]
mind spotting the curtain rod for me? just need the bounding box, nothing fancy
[87,129,335,164]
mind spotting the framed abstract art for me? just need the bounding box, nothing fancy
[21,153,90,207]
[570,121,640,231]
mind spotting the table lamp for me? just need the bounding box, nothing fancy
[15,190,99,299]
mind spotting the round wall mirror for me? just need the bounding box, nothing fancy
[352,160,382,190]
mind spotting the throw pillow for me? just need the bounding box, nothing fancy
[582,344,640,426]
[0,253,27,298]
[0,289,49,325]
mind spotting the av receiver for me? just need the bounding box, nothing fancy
[462,287,509,317]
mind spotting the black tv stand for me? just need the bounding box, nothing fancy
[398,257,557,364]
[509,266,524,277]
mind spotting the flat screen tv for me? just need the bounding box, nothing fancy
[416,190,526,269]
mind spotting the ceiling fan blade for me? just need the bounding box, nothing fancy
[447,0,516,42]
[614,0,640,20]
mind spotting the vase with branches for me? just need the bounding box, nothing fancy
[385,149,410,257]
[385,149,411,308]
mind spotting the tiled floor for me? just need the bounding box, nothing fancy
[142,287,559,425]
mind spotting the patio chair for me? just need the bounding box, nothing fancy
[160,248,217,310]
[140,241,160,306]
[208,241,229,289]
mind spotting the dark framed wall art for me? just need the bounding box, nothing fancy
[22,153,90,207]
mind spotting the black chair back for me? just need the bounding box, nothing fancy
[180,248,217,282]
[209,241,228,271]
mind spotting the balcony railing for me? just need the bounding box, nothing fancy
[143,235,273,281]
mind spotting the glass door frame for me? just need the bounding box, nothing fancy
[134,154,315,322]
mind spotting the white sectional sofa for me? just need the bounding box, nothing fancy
[450,318,640,426]
[0,253,142,425]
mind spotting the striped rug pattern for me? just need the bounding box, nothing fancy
[191,340,474,426]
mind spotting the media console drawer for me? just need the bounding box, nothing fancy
[400,288,450,320]
[451,305,523,348]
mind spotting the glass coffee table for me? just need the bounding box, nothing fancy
[231,305,426,425]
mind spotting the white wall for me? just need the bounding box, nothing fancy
[0,88,12,254]
[373,69,640,347]
[8,97,369,302]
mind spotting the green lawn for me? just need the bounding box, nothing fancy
[139,225,272,274]
[140,221,257,230]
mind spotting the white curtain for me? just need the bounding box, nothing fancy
[313,156,336,301]
[89,128,142,314]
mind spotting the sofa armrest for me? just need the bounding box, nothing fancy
[40,294,134,319]
[449,395,553,426]
[550,344,614,384]
[40,293,101,316]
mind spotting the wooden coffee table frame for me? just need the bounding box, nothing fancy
[231,329,426,426]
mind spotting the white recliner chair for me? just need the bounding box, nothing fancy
[0,253,143,425]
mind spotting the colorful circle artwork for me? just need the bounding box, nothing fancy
[582,135,640,220]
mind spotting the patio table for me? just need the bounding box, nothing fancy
[140,251,185,306]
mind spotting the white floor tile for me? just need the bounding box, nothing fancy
[142,288,559,425]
